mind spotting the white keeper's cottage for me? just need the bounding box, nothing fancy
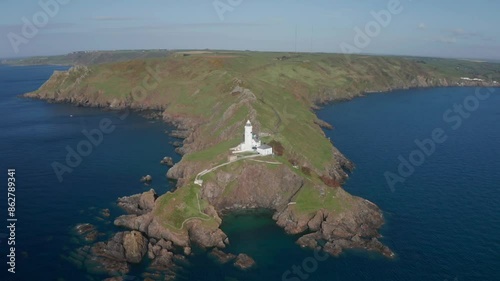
[257,144,273,156]
[234,120,273,155]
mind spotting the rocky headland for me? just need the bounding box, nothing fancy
[25,51,500,279]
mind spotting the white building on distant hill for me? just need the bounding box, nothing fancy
[233,120,273,155]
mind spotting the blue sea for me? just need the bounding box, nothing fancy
[0,65,499,281]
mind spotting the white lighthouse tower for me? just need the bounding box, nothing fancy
[237,120,261,152]
[232,119,272,155]
[244,120,253,150]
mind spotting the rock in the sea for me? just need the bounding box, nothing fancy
[174,147,185,155]
[296,232,322,250]
[101,208,111,218]
[183,246,192,256]
[123,231,148,264]
[209,248,236,264]
[160,156,175,167]
[170,141,183,147]
[365,237,395,258]
[74,223,100,242]
[91,255,130,276]
[323,241,342,257]
[140,175,153,183]
[233,253,256,270]
[150,248,174,270]
[91,231,147,269]
[148,242,160,259]
[157,239,174,251]
[117,194,142,215]
[75,223,95,235]
[90,232,130,275]
[92,232,127,261]
[117,189,157,215]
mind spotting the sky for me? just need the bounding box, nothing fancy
[0,0,499,60]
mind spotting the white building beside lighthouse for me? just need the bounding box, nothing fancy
[234,120,273,155]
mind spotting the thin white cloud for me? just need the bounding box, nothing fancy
[418,23,427,30]
[84,16,144,22]
[435,36,457,44]
[429,28,496,44]
[448,28,493,41]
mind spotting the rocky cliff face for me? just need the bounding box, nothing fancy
[197,161,394,257]
[202,164,304,211]
[276,188,394,257]
[314,75,495,104]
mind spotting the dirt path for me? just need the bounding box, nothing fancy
[194,154,282,186]
[163,193,211,231]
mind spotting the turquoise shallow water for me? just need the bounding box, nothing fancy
[0,66,499,281]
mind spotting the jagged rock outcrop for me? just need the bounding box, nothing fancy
[233,254,256,270]
[186,220,228,249]
[275,188,394,258]
[115,213,190,248]
[91,231,147,264]
[139,189,158,212]
[140,175,152,183]
[117,189,157,215]
[74,230,178,278]
[122,231,148,263]
[209,248,236,264]
[74,223,101,243]
[329,146,355,182]
[90,232,129,274]
[160,156,175,166]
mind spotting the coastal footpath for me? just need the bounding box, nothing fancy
[25,51,500,278]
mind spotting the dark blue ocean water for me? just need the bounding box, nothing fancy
[0,65,499,281]
[0,65,180,281]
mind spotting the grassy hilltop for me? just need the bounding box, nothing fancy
[2,49,172,66]
[26,51,500,237]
